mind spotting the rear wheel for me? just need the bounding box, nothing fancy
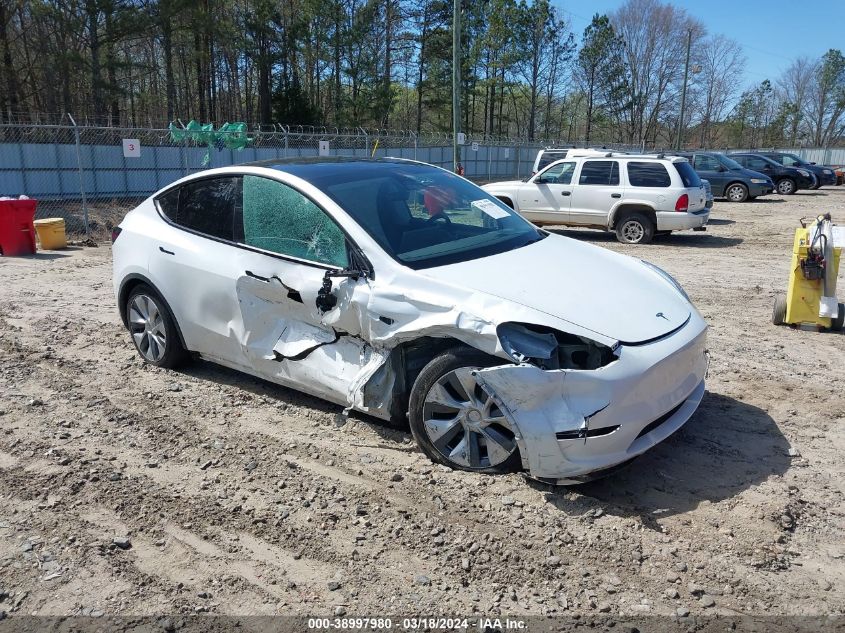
[408,347,521,474]
[614,212,655,244]
[772,294,787,326]
[777,178,796,195]
[726,183,749,202]
[126,285,188,368]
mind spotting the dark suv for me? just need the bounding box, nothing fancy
[754,152,837,188]
[729,153,815,195]
[676,151,774,202]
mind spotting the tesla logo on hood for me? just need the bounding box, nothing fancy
[656,312,669,320]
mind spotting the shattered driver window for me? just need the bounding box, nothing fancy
[241,175,349,268]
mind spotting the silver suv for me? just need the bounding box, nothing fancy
[483,151,709,244]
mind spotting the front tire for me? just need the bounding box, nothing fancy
[726,183,749,202]
[777,178,796,195]
[126,284,188,368]
[495,196,514,208]
[615,212,655,244]
[408,347,521,474]
[772,294,787,326]
[832,303,845,331]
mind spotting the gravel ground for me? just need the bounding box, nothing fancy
[0,187,844,621]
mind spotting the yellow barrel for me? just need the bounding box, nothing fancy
[33,218,67,250]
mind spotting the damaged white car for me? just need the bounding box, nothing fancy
[112,158,708,484]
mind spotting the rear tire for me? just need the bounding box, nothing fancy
[725,183,749,202]
[772,294,787,326]
[126,284,188,368]
[777,178,796,195]
[614,212,655,244]
[408,347,521,475]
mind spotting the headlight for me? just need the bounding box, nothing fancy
[750,178,767,184]
[497,323,617,370]
[824,169,833,174]
[798,169,810,177]
[641,260,690,302]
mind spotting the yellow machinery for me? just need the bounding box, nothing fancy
[773,214,843,331]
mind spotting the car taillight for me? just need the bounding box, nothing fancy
[675,194,689,212]
[111,227,122,242]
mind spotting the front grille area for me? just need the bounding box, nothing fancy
[634,400,685,440]
[556,424,620,441]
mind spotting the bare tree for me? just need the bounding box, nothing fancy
[612,0,705,146]
[778,57,813,145]
[689,34,745,148]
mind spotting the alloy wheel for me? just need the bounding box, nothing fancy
[778,179,795,195]
[421,367,517,469]
[620,219,645,243]
[128,294,167,362]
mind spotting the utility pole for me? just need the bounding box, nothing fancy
[452,0,461,172]
[675,29,693,151]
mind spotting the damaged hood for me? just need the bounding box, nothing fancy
[421,234,691,344]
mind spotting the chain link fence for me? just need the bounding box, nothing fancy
[0,120,559,239]
[4,118,843,240]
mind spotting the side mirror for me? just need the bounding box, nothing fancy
[316,268,366,312]
[810,162,817,165]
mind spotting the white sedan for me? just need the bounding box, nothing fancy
[112,158,708,484]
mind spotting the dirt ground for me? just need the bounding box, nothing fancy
[1,186,844,622]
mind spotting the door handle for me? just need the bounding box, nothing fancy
[561,191,571,196]
[159,246,175,255]
[610,193,622,198]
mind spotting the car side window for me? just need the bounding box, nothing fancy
[748,158,769,170]
[157,188,179,221]
[538,161,576,184]
[693,155,720,171]
[627,162,671,187]
[538,152,567,170]
[240,175,349,268]
[579,161,619,186]
[160,177,240,241]
[782,156,800,166]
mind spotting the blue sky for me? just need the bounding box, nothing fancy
[555,0,845,88]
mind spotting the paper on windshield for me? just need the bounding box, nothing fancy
[471,198,509,219]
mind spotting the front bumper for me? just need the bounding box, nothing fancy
[655,209,710,231]
[797,174,816,189]
[475,312,708,483]
[818,172,837,187]
[749,182,774,196]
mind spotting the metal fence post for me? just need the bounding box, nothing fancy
[283,125,289,158]
[67,113,90,239]
[360,127,369,157]
[412,132,418,161]
[487,143,492,181]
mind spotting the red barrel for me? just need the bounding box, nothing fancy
[0,199,38,256]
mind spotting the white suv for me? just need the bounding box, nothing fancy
[484,151,709,244]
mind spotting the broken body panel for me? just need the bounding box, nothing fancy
[114,161,708,482]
